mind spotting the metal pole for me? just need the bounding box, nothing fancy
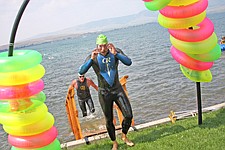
[8,0,30,56]
[196,82,202,125]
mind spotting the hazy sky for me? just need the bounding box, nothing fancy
[0,0,146,46]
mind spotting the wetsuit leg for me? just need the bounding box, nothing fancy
[78,99,87,117]
[86,98,95,113]
[98,91,116,141]
[114,88,133,135]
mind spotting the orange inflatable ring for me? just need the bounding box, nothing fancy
[0,92,46,113]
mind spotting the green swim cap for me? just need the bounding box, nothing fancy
[96,34,108,45]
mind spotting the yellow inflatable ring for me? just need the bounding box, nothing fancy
[180,65,212,82]
[170,32,217,54]
[0,64,45,86]
[168,0,199,6]
[158,11,206,29]
[3,112,54,136]
[0,50,42,72]
[0,103,48,126]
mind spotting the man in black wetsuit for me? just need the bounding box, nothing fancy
[69,74,98,117]
[79,34,134,150]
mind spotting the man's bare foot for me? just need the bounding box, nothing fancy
[112,140,118,150]
[121,133,134,147]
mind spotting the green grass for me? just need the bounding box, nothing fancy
[67,108,225,150]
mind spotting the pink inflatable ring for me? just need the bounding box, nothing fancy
[170,46,213,71]
[168,18,214,42]
[8,126,58,148]
[160,0,208,18]
[0,79,44,99]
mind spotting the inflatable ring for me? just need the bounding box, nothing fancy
[160,0,208,18]
[180,65,212,82]
[170,32,218,54]
[8,126,57,148]
[11,139,61,150]
[0,79,44,99]
[3,112,54,136]
[0,50,42,72]
[221,44,225,51]
[0,103,48,126]
[170,46,213,71]
[187,44,221,62]
[0,64,45,86]
[0,92,46,113]
[168,0,199,6]
[168,18,214,42]
[144,0,172,11]
[158,11,206,29]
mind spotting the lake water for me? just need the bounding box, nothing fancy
[1,11,225,150]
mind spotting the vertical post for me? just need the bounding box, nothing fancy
[196,82,202,125]
[8,0,30,56]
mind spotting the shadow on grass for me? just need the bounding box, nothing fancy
[133,124,186,144]
[200,108,225,128]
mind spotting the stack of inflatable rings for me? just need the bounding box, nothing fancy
[0,50,61,150]
[144,0,221,82]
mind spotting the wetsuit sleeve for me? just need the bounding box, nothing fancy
[115,48,132,66]
[79,55,93,75]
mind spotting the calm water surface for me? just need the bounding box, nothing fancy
[1,12,225,149]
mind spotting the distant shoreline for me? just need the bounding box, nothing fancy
[1,10,224,51]
[0,23,151,51]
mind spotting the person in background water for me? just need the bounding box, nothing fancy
[69,73,98,117]
[220,36,225,44]
[79,34,134,150]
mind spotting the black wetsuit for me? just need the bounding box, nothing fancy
[76,78,95,117]
[79,48,133,141]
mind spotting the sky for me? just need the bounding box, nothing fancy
[0,0,146,46]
